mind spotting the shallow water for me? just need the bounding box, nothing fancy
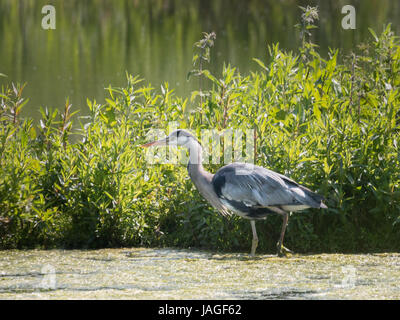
[0,248,399,299]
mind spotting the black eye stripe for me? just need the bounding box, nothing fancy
[176,130,181,137]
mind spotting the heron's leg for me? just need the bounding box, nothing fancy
[276,211,293,257]
[250,220,258,256]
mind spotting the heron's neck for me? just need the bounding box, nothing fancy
[187,140,203,167]
[185,138,227,215]
[186,140,212,181]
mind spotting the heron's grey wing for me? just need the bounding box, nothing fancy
[212,163,323,209]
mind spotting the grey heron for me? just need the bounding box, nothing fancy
[141,129,327,256]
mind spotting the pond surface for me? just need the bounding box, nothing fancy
[0,248,399,299]
[1,0,400,120]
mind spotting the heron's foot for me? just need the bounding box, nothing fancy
[250,238,258,257]
[276,242,293,257]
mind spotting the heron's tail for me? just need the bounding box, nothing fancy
[319,202,328,209]
[305,189,328,209]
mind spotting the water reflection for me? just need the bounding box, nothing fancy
[0,0,399,119]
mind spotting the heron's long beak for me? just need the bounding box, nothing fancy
[139,137,168,148]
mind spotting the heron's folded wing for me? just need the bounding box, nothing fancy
[213,163,313,208]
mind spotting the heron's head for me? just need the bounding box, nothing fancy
[140,129,201,149]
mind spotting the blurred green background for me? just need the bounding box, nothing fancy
[1,0,400,119]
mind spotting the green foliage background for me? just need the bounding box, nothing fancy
[1,24,400,253]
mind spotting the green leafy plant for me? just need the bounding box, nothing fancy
[187,31,217,121]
